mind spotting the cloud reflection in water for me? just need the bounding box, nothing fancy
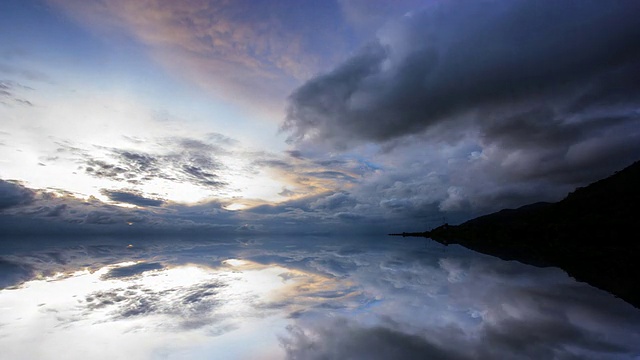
[0,236,639,359]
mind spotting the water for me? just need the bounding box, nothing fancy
[1,235,639,359]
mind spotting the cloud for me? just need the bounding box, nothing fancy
[101,190,165,207]
[248,149,376,204]
[280,1,640,221]
[78,138,229,190]
[46,0,353,116]
[310,192,355,211]
[0,182,156,231]
[303,171,356,181]
[283,42,388,145]
[0,81,9,96]
[281,314,634,360]
[0,259,36,288]
[0,175,378,237]
[478,317,626,359]
[180,165,225,188]
[84,279,226,323]
[45,204,67,217]
[84,211,119,225]
[338,0,427,35]
[0,80,34,106]
[101,262,165,279]
[0,180,35,209]
[284,1,640,147]
[281,320,466,360]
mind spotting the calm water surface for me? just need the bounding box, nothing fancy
[1,235,639,359]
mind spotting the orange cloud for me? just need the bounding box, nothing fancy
[47,0,324,118]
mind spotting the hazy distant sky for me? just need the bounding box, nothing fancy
[2,0,640,235]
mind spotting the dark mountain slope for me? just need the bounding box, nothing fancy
[398,160,640,308]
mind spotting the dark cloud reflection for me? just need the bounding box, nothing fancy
[101,262,164,279]
[281,320,466,360]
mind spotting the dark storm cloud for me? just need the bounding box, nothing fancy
[479,109,640,183]
[281,320,465,360]
[84,211,119,225]
[45,204,67,217]
[281,0,640,222]
[478,317,626,359]
[481,107,621,149]
[334,211,363,221]
[0,259,35,288]
[101,189,165,207]
[0,180,35,209]
[284,1,640,147]
[283,42,387,145]
[281,317,633,360]
[309,192,355,210]
[0,181,155,231]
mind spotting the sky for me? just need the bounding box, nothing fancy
[2,2,640,358]
[2,0,640,235]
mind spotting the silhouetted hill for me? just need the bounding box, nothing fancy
[396,160,640,308]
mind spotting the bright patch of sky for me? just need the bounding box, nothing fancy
[1,0,300,203]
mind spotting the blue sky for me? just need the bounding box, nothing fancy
[2,0,640,235]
